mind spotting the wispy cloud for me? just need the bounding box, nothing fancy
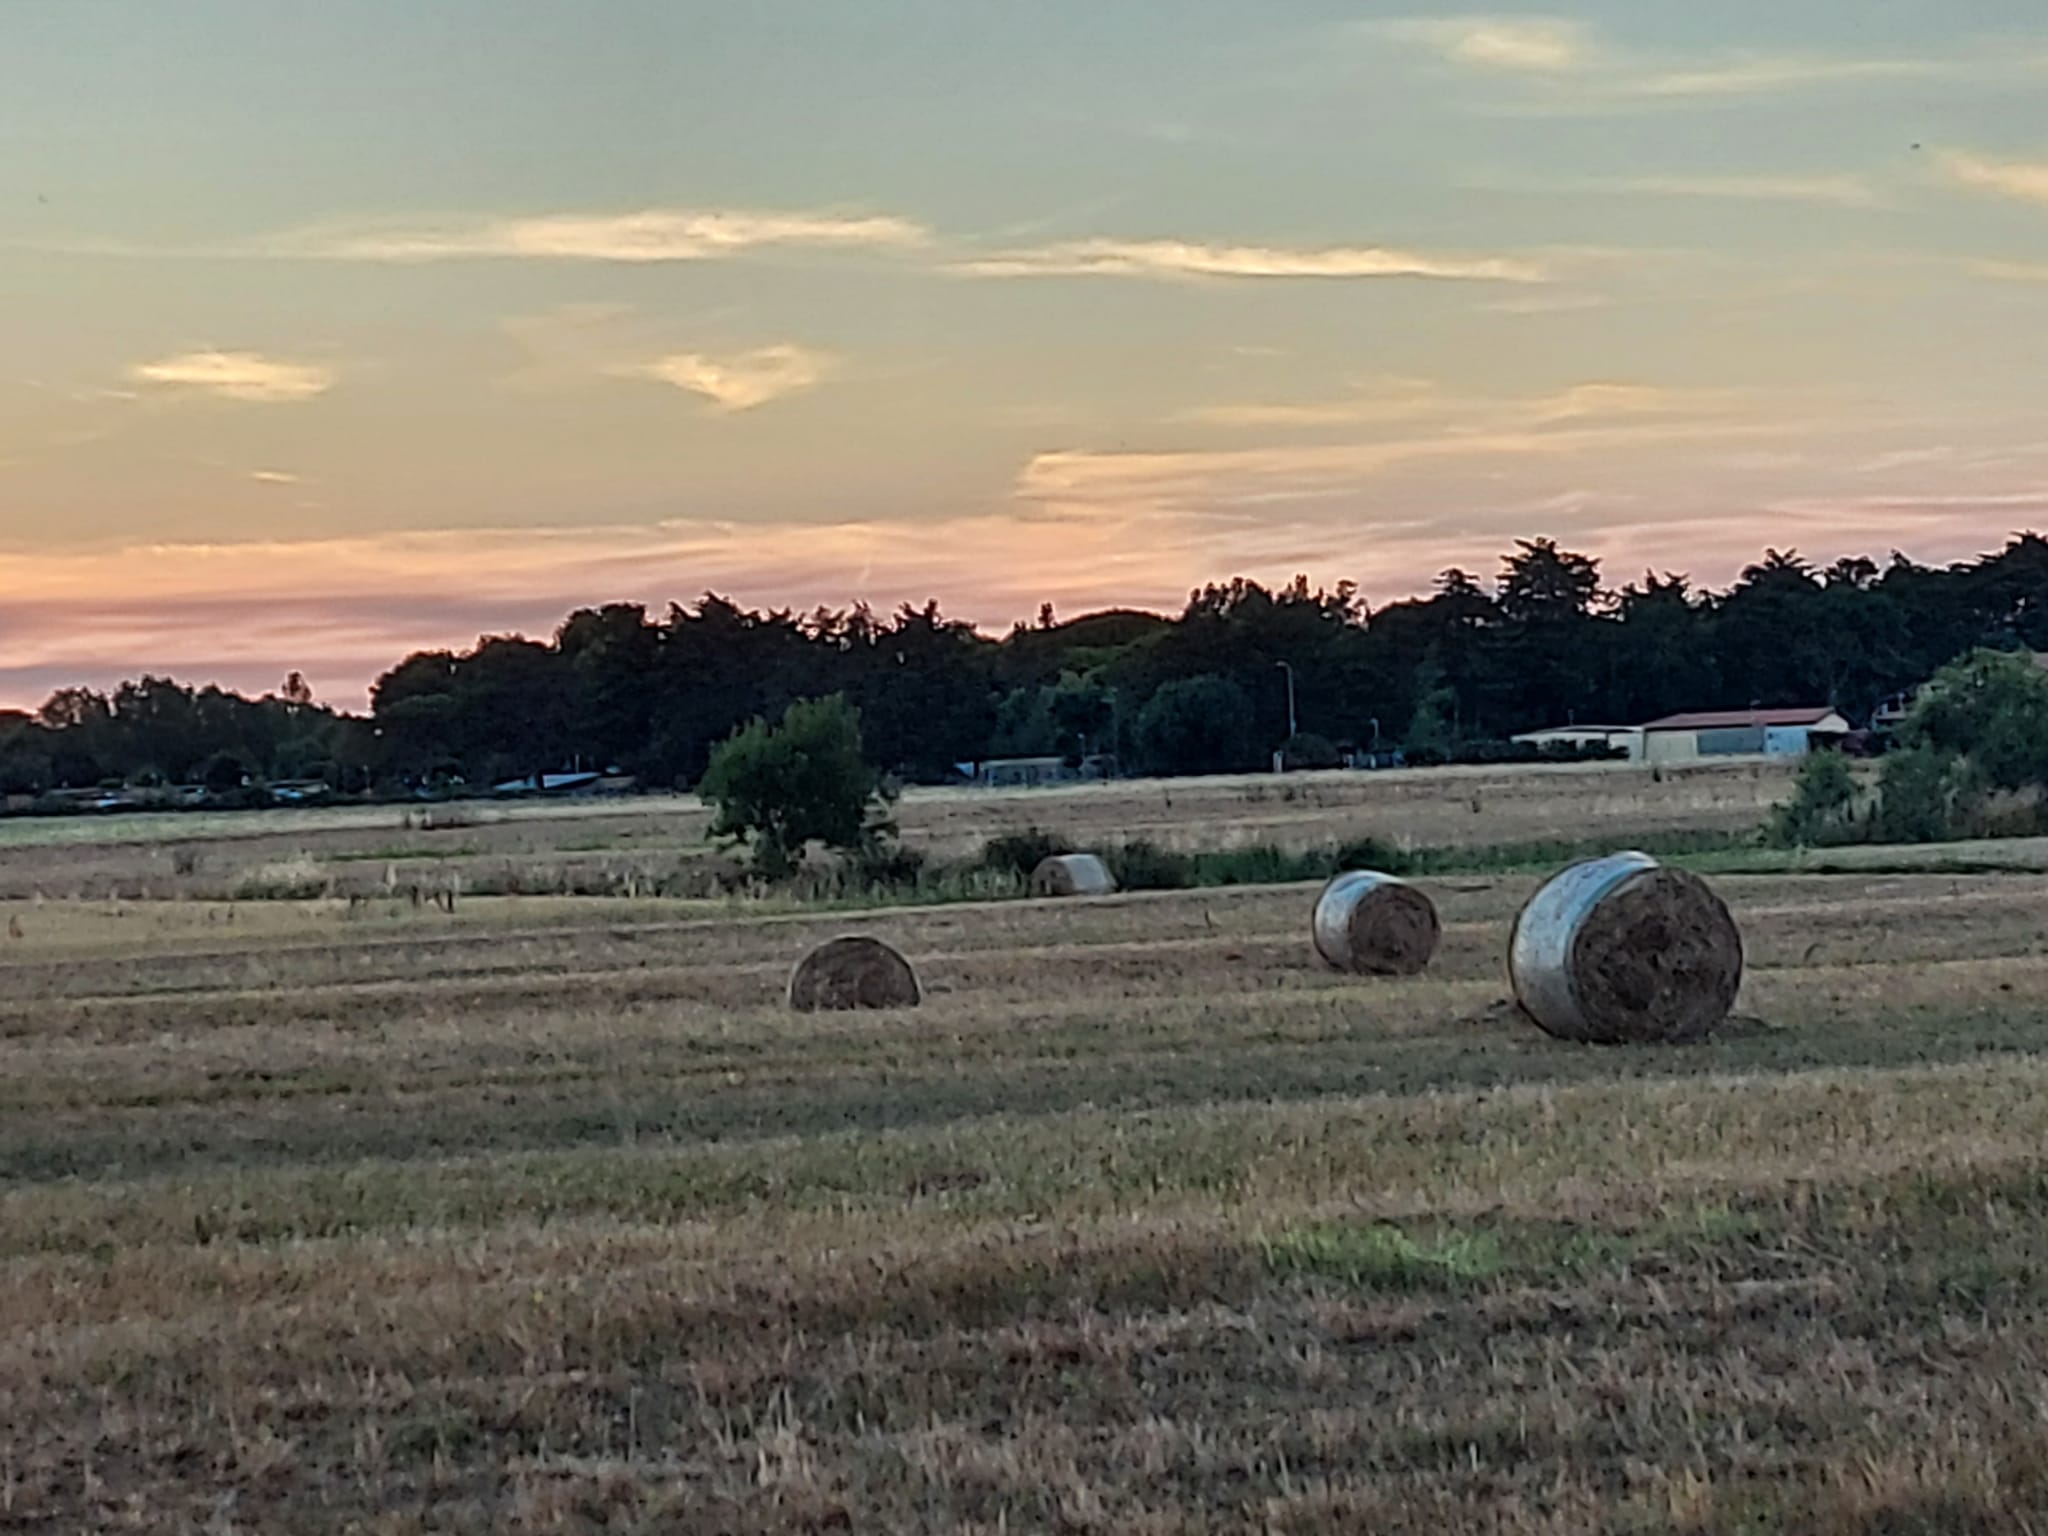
[249,469,301,485]
[1019,419,1789,525]
[1856,446,1955,474]
[1969,258,2048,283]
[1487,172,1890,209]
[1768,489,2048,519]
[1942,151,2048,207]
[1386,16,1591,73]
[127,351,334,403]
[1184,378,1749,430]
[1379,14,1947,108]
[1623,57,1933,99]
[292,208,930,263]
[1481,290,1614,316]
[15,207,933,266]
[628,345,837,412]
[953,237,1546,283]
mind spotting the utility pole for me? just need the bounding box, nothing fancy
[1275,660,1298,741]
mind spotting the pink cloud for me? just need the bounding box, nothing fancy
[3,477,2039,711]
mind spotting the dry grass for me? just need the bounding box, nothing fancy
[0,758,1795,902]
[8,782,2048,1530]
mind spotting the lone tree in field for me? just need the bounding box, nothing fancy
[699,694,895,879]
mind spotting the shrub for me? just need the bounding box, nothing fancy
[1333,835,1412,875]
[1280,732,1341,771]
[1190,846,1332,886]
[978,827,1072,880]
[1106,839,1196,891]
[1769,750,1860,847]
[202,753,250,795]
[1871,746,1968,844]
[849,841,927,890]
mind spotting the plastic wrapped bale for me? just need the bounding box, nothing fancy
[1030,853,1118,898]
[788,936,922,1013]
[1508,851,1743,1044]
[1311,870,1441,976]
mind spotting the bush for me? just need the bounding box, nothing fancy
[1871,746,1967,844]
[1106,839,1197,891]
[1281,732,1341,771]
[849,841,926,890]
[1334,835,1412,875]
[978,827,1072,880]
[202,753,250,795]
[1190,846,1332,886]
[1769,750,1859,847]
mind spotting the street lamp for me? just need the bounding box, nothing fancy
[1275,660,1298,741]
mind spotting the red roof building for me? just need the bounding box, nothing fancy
[1641,707,1844,732]
[1640,706,1851,764]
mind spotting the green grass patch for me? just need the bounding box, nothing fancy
[1259,1221,1506,1290]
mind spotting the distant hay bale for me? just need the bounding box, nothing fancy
[788,936,922,1013]
[1509,851,1743,1044]
[1030,853,1118,898]
[1312,871,1441,976]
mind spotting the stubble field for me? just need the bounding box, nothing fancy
[7,761,2048,1532]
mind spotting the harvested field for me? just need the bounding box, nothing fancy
[0,757,1797,902]
[10,781,2048,1530]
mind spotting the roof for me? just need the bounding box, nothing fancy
[1512,724,1639,738]
[492,771,604,794]
[1642,707,1844,732]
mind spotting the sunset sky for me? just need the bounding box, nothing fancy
[6,2,2048,708]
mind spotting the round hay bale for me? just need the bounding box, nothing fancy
[788,936,921,1013]
[1030,853,1118,898]
[1508,851,1743,1044]
[1312,870,1441,976]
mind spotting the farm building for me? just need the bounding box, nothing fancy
[1510,725,1644,761]
[1639,707,1850,765]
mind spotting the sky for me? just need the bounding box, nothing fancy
[5,1,2048,709]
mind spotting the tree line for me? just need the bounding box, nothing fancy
[9,533,2048,797]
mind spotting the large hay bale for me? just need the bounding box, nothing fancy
[1312,870,1441,976]
[788,936,922,1013]
[1509,851,1743,1044]
[1030,853,1118,898]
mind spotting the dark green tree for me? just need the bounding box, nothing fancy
[1134,675,1257,776]
[1904,647,2048,794]
[699,695,894,878]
